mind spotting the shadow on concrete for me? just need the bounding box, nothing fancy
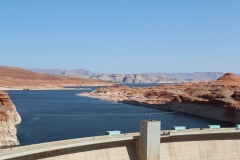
[161,132,240,143]
[7,139,138,160]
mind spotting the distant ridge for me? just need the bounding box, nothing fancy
[146,72,240,81]
[28,69,240,82]
[0,66,111,89]
[27,69,181,83]
[27,69,95,77]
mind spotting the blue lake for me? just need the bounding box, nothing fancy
[6,85,234,146]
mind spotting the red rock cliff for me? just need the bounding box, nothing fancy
[0,90,21,148]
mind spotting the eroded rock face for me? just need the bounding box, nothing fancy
[0,90,21,148]
[79,73,240,122]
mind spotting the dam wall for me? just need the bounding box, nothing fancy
[0,133,140,160]
[1,121,240,160]
[161,130,240,160]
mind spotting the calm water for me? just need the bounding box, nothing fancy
[6,86,234,146]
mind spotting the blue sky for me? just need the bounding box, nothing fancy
[0,1,239,74]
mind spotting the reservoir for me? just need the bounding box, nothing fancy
[6,86,234,146]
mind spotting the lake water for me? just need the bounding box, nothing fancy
[6,85,234,146]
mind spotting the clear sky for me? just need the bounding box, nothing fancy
[0,1,239,74]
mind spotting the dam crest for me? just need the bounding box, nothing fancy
[1,120,240,160]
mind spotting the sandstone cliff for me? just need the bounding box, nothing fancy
[79,73,240,123]
[0,90,21,148]
[0,66,111,90]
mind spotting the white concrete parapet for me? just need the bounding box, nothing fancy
[1,124,240,160]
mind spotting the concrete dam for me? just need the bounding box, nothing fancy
[1,120,240,160]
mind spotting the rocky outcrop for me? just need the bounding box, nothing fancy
[0,66,111,90]
[79,73,240,123]
[232,91,240,101]
[213,72,240,85]
[0,90,21,148]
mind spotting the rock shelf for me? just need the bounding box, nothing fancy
[79,73,240,123]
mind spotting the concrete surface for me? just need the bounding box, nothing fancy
[139,120,160,160]
[1,126,240,159]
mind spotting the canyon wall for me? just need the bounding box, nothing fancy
[0,90,21,148]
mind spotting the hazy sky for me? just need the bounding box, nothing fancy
[1,1,239,74]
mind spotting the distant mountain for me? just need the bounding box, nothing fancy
[28,69,95,77]
[27,69,180,83]
[90,74,180,83]
[146,72,236,81]
[28,69,239,83]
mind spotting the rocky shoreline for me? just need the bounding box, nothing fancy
[0,90,21,148]
[79,73,240,123]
